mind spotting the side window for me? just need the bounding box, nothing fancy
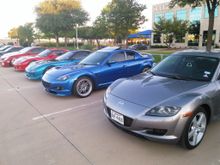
[126,51,135,60]
[109,52,126,63]
[31,48,45,53]
[53,50,65,56]
[72,52,90,60]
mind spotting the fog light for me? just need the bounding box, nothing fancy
[145,128,167,136]
[56,86,64,90]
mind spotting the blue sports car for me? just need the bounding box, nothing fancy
[41,47,154,97]
[25,50,91,80]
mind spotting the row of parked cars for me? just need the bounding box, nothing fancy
[1,44,219,149]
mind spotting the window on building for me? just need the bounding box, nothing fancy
[219,32,220,42]
[165,12,174,20]
[176,9,187,20]
[153,34,161,43]
[154,13,163,23]
[176,33,185,43]
[204,6,218,18]
[203,30,216,46]
[190,7,202,22]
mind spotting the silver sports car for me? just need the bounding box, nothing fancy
[103,50,220,149]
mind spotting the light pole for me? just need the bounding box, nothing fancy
[76,24,79,49]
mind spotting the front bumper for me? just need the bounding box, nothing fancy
[1,60,11,67]
[103,94,188,143]
[41,77,73,96]
[25,70,43,80]
[14,64,26,71]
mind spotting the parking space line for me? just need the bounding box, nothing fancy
[32,100,102,121]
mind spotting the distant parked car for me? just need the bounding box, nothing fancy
[12,48,68,71]
[104,50,220,149]
[0,46,23,57]
[25,50,91,80]
[1,47,45,67]
[0,45,12,52]
[41,47,154,97]
[128,44,149,50]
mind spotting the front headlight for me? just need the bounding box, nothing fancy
[105,86,112,99]
[57,75,69,81]
[146,106,181,117]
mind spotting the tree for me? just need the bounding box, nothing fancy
[154,17,189,48]
[17,23,34,46]
[103,0,146,45]
[35,0,88,47]
[91,14,111,47]
[169,0,220,51]
[8,27,19,40]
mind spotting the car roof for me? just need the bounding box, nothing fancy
[97,47,121,52]
[97,47,139,53]
[172,50,220,59]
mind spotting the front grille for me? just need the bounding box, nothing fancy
[106,107,133,127]
[42,80,51,88]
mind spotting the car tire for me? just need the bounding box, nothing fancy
[142,66,151,73]
[181,107,208,149]
[73,76,93,98]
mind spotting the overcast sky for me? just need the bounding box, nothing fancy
[0,0,169,38]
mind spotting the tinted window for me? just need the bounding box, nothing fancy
[80,51,109,65]
[37,49,52,57]
[152,55,219,81]
[126,51,135,60]
[31,48,45,54]
[71,52,90,60]
[53,50,65,56]
[109,52,126,62]
[19,47,32,53]
[56,51,75,60]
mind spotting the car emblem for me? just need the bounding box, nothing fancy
[118,101,125,105]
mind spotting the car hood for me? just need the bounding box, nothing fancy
[111,73,208,107]
[45,64,95,78]
[14,56,35,64]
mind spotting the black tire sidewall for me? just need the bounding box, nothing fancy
[181,107,208,149]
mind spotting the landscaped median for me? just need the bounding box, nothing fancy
[140,49,177,63]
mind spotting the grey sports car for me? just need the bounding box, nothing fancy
[104,50,220,149]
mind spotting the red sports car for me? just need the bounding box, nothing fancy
[1,47,45,67]
[13,48,68,71]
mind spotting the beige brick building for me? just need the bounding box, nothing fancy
[152,2,220,48]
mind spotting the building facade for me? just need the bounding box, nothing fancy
[152,2,220,48]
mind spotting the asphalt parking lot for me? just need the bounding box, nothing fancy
[0,67,220,165]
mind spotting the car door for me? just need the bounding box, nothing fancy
[125,50,142,76]
[96,50,127,87]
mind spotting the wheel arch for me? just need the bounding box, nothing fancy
[199,104,212,124]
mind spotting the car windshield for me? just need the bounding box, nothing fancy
[79,51,109,65]
[56,51,75,60]
[4,47,13,52]
[0,45,10,51]
[151,54,219,82]
[37,49,52,57]
[19,47,32,54]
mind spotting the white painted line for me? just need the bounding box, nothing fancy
[32,100,102,121]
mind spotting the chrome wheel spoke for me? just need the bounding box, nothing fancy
[76,78,92,96]
[188,112,207,146]
[197,114,205,126]
[188,129,195,139]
